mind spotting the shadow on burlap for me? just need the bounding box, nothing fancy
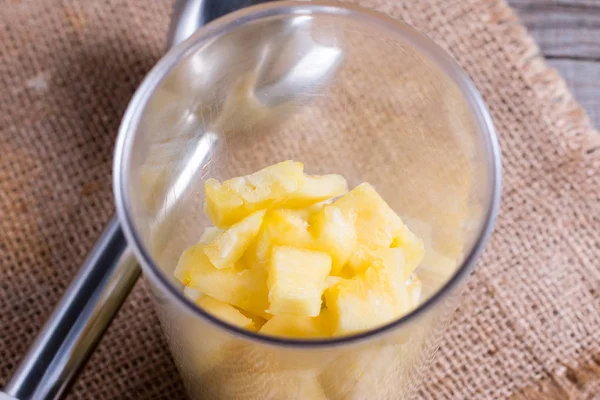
[0,0,598,399]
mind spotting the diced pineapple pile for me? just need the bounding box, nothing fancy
[174,161,424,338]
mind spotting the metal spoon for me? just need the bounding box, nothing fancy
[2,1,341,399]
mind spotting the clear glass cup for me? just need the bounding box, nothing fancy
[114,2,501,399]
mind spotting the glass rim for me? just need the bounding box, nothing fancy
[114,0,502,348]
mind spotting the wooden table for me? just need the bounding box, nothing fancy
[509,0,599,127]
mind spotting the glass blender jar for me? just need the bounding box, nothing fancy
[114,2,501,399]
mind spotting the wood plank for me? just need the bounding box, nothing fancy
[508,0,600,59]
[547,59,600,127]
[510,0,600,8]
[508,0,600,128]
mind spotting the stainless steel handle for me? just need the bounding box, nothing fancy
[3,2,274,398]
[167,0,272,48]
[4,218,140,400]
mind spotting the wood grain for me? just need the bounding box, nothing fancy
[548,59,600,125]
[508,0,600,127]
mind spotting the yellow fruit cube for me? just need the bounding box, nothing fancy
[196,295,256,331]
[204,161,304,227]
[181,161,428,339]
[267,246,332,317]
[198,343,328,400]
[391,225,425,279]
[332,183,424,277]
[237,310,268,331]
[333,183,404,248]
[281,174,348,209]
[406,276,422,310]
[174,244,205,286]
[204,179,245,227]
[249,209,313,268]
[198,226,224,244]
[309,205,357,275]
[203,210,266,269]
[344,247,412,316]
[401,216,457,286]
[377,248,406,288]
[345,247,404,280]
[183,286,202,301]
[318,348,380,399]
[259,314,331,338]
[326,276,344,289]
[174,245,269,318]
[230,161,305,203]
[344,246,376,276]
[298,198,333,218]
[417,249,458,287]
[324,264,407,335]
[372,249,412,312]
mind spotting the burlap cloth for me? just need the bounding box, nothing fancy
[1,0,599,399]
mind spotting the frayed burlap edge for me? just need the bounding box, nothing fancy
[486,0,600,157]
[510,354,600,400]
[487,1,600,398]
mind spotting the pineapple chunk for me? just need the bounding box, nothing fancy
[199,226,224,244]
[198,343,328,400]
[174,245,269,318]
[180,226,219,302]
[402,216,458,286]
[267,246,331,317]
[333,183,424,277]
[391,225,425,279]
[299,198,333,218]
[259,314,331,338]
[203,210,266,269]
[318,348,380,399]
[332,183,404,248]
[309,205,357,276]
[196,295,256,331]
[326,276,344,289]
[418,249,458,288]
[281,174,348,209]
[174,244,206,286]
[237,310,268,331]
[377,248,407,289]
[225,161,304,203]
[324,264,408,335]
[204,162,347,227]
[183,286,202,301]
[406,276,422,310]
[204,179,245,227]
[204,161,304,227]
[344,247,412,316]
[290,373,328,400]
[345,247,405,280]
[179,162,427,340]
[249,209,313,268]
[371,249,412,312]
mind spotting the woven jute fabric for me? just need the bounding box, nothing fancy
[1,0,599,399]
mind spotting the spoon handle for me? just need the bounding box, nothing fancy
[4,218,139,400]
[2,1,272,398]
